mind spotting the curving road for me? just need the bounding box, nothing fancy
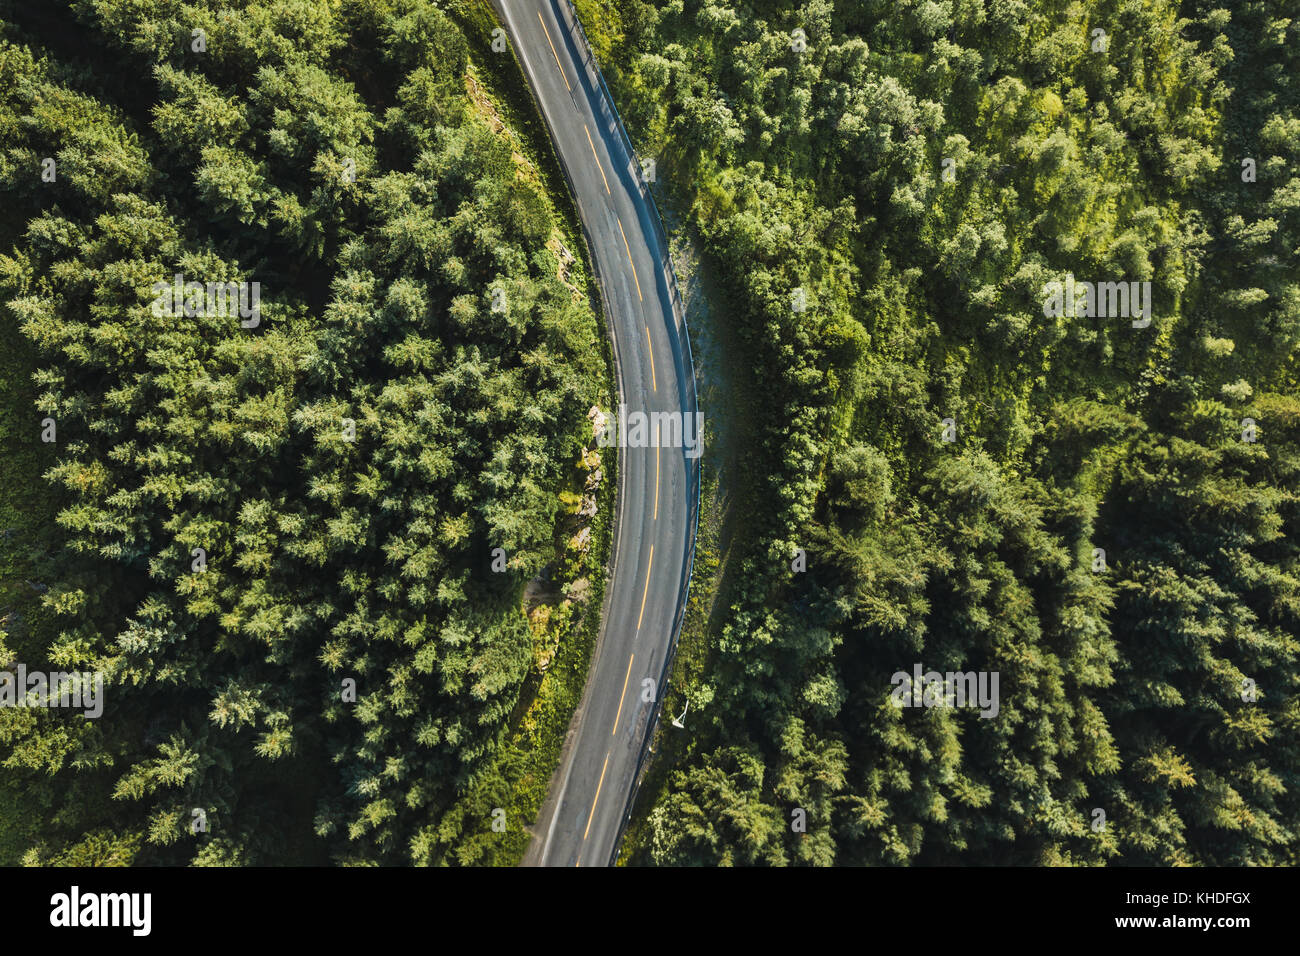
[490,0,699,867]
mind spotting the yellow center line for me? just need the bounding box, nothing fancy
[616,216,643,302]
[583,753,611,841]
[637,545,654,630]
[538,12,571,92]
[654,429,660,520]
[645,326,657,392]
[584,124,611,195]
[612,654,635,736]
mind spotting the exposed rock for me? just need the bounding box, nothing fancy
[587,405,607,442]
[565,577,592,604]
[548,235,582,301]
[569,526,591,552]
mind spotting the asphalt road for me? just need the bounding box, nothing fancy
[490,0,699,867]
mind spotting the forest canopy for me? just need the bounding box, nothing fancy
[1,0,1297,869]
[586,0,1300,866]
[0,0,613,865]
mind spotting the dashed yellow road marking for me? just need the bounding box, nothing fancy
[654,437,660,520]
[583,752,611,841]
[637,545,654,630]
[612,654,634,735]
[645,326,657,392]
[538,12,571,92]
[584,124,611,194]
[616,216,643,302]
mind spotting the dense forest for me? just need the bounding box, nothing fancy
[0,0,615,865]
[2,0,1296,869]
[580,0,1300,865]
